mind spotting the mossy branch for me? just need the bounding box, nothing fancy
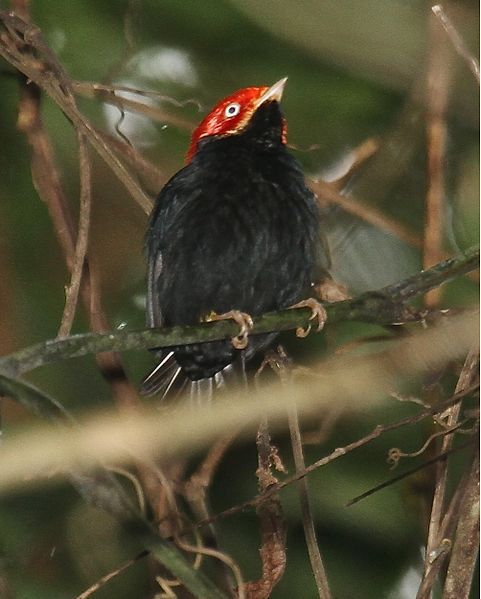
[0,246,478,379]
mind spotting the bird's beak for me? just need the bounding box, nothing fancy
[255,77,288,108]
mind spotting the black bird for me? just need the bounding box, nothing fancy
[141,78,330,397]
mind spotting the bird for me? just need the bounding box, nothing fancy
[141,77,331,398]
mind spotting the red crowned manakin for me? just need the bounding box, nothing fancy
[141,78,330,396]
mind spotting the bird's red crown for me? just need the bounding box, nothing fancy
[186,78,288,162]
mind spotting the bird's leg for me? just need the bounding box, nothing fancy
[204,310,254,349]
[288,298,327,338]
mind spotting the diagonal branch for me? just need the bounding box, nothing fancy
[0,246,477,378]
[57,131,92,337]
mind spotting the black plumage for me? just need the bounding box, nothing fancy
[142,98,330,395]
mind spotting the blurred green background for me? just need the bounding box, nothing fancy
[0,0,478,597]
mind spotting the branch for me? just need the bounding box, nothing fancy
[57,131,91,337]
[310,177,422,249]
[0,246,477,378]
[288,400,331,598]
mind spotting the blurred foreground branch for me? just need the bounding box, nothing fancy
[0,309,477,494]
[0,245,478,378]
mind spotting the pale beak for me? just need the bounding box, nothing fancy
[255,77,288,108]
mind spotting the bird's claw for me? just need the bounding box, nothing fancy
[289,298,327,338]
[206,310,254,349]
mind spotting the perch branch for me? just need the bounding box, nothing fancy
[0,246,477,378]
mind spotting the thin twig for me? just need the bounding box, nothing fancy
[94,127,166,193]
[75,550,149,599]
[288,400,331,598]
[183,432,240,593]
[266,348,331,597]
[176,537,245,599]
[328,137,380,190]
[387,418,472,468]
[185,432,239,503]
[347,437,477,508]
[57,131,91,337]
[309,177,422,249]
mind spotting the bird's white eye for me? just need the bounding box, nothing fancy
[224,102,241,118]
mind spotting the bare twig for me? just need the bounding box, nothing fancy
[184,432,239,510]
[288,399,331,598]
[415,442,478,597]
[266,348,331,597]
[387,418,472,468]
[442,448,480,599]
[328,137,380,190]
[94,127,166,193]
[176,537,245,599]
[183,432,239,592]
[347,437,477,508]
[57,132,91,337]
[75,550,149,599]
[309,177,422,249]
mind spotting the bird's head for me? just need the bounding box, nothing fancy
[186,77,288,162]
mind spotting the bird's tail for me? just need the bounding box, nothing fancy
[140,351,246,402]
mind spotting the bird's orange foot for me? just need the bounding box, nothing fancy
[288,298,327,338]
[204,310,254,349]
